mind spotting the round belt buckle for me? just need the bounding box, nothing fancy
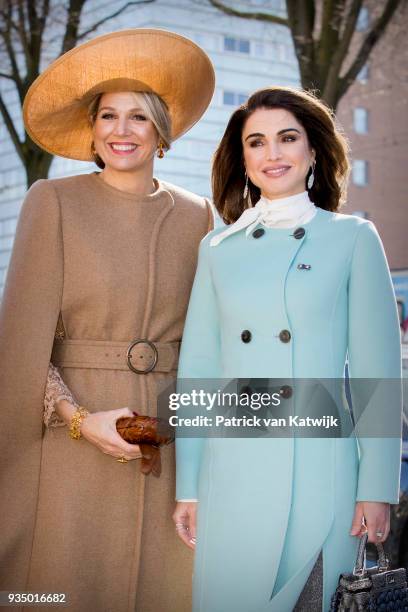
[126,339,158,374]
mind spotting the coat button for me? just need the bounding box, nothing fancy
[293,227,305,240]
[252,228,265,239]
[241,330,252,343]
[279,329,291,343]
[279,385,293,399]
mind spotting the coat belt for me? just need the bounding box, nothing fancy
[51,339,180,374]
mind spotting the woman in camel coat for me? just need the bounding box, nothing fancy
[0,29,214,612]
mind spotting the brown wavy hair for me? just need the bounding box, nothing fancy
[212,86,350,224]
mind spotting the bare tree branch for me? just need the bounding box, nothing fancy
[26,0,50,79]
[0,91,25,163]
[316,0,346,86]
[323,0,362,105]
[208,0,288,27]
[60,0,87,54]
[16,0,31,69]
[1,2,24,100]
[0,72,15,80]
[337,0,404,100]
[77,0,156,40]
[286,0,316,88]
[37,0,50,48]
[209,0,403,109]
[0,0,159,185]
[320,0,339,40]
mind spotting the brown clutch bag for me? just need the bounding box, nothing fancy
[116,412,174,478]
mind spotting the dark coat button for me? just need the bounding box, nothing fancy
[252,228,265,239]
[241,330,252,343]
[279,385,293,399]
[279,329,291,343]
[293,227,305,240]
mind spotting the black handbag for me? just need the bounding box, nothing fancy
[330,532,408,611]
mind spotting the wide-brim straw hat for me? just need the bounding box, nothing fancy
[23,28,215,161]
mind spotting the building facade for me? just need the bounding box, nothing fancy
[0,0,296,294]
[336,2,408,271]
[0,0,406,297]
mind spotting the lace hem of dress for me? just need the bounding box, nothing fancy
[44,362,79,427]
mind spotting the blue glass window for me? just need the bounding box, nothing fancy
[352,160,369,186]
[238,39,250,53]
[223,91,235,105]
[224,37,236,52]
[223,91,248,106]
[223,36,250,54]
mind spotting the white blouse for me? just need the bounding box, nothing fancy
[210,190,316,247]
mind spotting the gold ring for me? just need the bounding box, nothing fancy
[117,456,128,464]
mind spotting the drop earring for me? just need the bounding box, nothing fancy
[243,173,248,199]
[157,142,164,159]
[243,172,253,208]
[307,160,316,190]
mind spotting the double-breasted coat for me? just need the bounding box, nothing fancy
[0,173,212,612]
[176,207,402,611]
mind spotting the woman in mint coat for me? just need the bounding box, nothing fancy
[173,87,402,611]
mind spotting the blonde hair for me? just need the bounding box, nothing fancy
[88,91,171,168]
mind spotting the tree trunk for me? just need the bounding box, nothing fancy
[25,146,53,187]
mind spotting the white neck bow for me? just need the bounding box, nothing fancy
[210,191,316,247]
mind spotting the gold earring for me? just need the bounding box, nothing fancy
[157,142,164,159]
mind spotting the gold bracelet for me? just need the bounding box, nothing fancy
[69,406,90,440]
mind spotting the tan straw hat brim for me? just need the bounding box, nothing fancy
[23,28,215,160]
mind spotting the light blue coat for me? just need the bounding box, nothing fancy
[176,208,402,612]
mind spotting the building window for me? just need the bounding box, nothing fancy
[254,42,265,57]
[356,7,369,32]
[357,63,369,83]
[223,91,247,106]
[224,36,250,54]
[353,107,368,134]
[352,160,369,186]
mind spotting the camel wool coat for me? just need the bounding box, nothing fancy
[0,173,212,612]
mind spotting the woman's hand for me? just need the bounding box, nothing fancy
[80,407,142,461]
[350,501,390,543]
[173,502,197,550]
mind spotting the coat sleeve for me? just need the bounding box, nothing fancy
[347,221,402,504]
[176,236,221,500]
[0,179,64,588]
